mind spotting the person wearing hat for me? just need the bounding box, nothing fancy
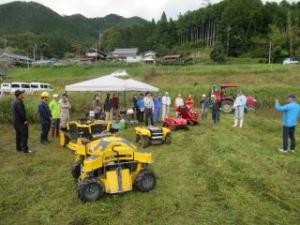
[12,90,32,153]
[233,90,247,128]
[59,93,71,130]
[144,92,154,126]
[200,94,209,119]
[275,94,300,153]
[161,92,171,120]
[38,92,52,144]
[49,94,60,138]
[175,94,184,117]
[210,94,221,125]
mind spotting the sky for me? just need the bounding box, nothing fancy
[0,0,299,20]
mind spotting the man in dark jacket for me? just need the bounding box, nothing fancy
[12,90,32,153]
[38,92,52,144]
[104,93,113,121]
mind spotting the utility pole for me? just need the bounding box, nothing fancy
[287,11,293,58]
[268,42,272,64]
[226,26,231,57]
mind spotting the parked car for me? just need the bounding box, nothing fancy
[11,82,31,93]
[0,82,53,94]
[283,58,299,65]
[30,82,53,92]
[0,82,11,94]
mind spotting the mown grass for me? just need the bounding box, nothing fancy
[1,63,300,225]
[1,112,300,225]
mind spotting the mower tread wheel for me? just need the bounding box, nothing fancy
[141,135,150,148]
[72,163,81,179]
[135,169,156,192]
[78,178,104,202]
[165,134,172,145]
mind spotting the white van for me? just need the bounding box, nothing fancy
[0,83,11,93]
[10,82,31,93]
[30,82,53,92]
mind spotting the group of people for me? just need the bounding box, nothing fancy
[11,88,300,155]
[132,92,196,126]
[12,90,71,153]
[90,93,119,121]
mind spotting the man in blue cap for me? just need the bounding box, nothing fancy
[275,94,300,153]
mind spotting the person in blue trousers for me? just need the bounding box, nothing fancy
[153,95,162,124]
[275,94,300,153]
[38,92,52,145]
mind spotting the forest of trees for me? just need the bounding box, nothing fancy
[1,0,300,62]
[101,0,300,62]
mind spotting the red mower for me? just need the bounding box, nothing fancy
[163,117,188,131]
[177,105,199,125]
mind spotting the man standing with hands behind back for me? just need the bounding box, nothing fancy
[275,94,300,153]
[12,90,32,153]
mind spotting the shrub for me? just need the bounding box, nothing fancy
[210,42,227,63]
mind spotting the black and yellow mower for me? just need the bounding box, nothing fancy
[76,136,156,202]
[134,126,172,148]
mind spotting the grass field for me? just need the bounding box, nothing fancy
[1,63,300,225]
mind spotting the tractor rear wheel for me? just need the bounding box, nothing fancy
[78,178,104,202]
[165,134,172,145]
[221,100,234,113]
[135,169,156,192]
[72,163,81,179]
[141,136,150,148]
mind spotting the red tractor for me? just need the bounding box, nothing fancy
[210,84,257,113]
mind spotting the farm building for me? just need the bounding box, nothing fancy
[163,54,182,62]
[0,52,32,66]
[110,48,142,63]
[144,50,156,58]
[85,48,106,60]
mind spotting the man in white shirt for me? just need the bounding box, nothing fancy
[161,92,171,120]
[175,94,184,117]
[144,92,154,126]
[233,90,247,128]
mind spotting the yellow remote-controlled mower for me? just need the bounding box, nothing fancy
[60,119,113,152]
[77,136,156,202]
[135,126,171,148]
[59,119,113,178]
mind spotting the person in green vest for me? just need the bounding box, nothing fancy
[49,94,60,137]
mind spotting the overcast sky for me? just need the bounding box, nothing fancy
[0,0,299,20]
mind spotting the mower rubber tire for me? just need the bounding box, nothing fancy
[165,134,172,145]
[72,163,81,179]
[135,169,156,192]
[141,136,150,148]
[135,134,140,143]
[221,100,234,113]
[187,120,195,126]
[78,178,104,202]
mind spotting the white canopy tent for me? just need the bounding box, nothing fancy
[124,79,159,92]
[65,75,159,92]
[65,75,128,92]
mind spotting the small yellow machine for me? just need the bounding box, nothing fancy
[135,126,172,148]
[77,136,156,202]
[60,119,113,152]
[60,119,113,178]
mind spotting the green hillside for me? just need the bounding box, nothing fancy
[0,1,146,42]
